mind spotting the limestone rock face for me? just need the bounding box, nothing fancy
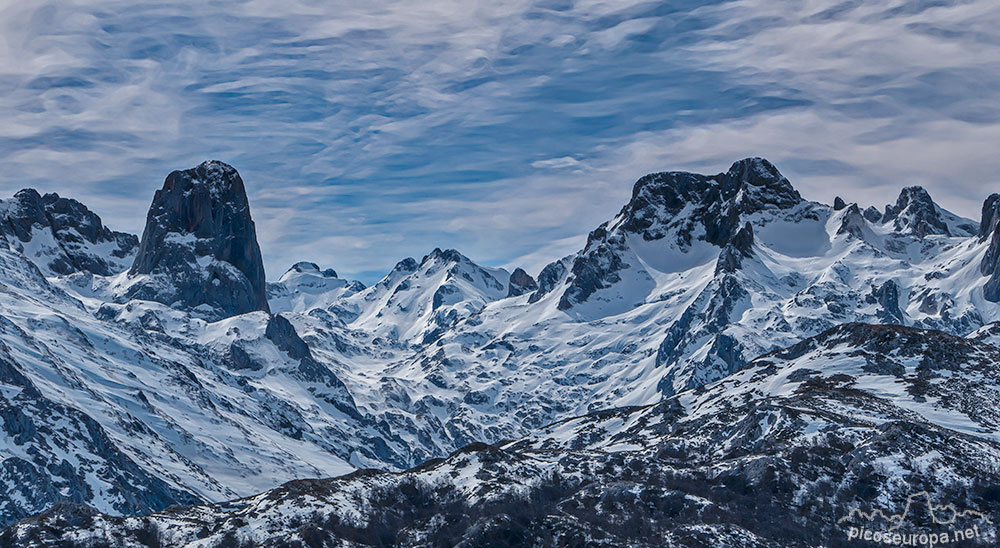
[124,161,269,319]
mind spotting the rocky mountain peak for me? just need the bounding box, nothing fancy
[882,185,969,237]
[979,193,1000,241]
[421,248,477,269]
[837,203,868,238]
[393,257,419,273]
[721,157,801,210]
[862,205,883,223]
[507,267,537,297]
[619,157,801,244]
[123,161,269,319]
[0,188,138,276]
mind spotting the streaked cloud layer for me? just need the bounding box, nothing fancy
[1,0,998,281]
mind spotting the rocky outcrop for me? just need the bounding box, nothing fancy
[882,186,976,237]
[868,280,905,324]
[862,205,883,223]
[265,314,360,420]
[506,268,537,297]
[618,157,800,247]
[715,222,754,274]
[528,259,568,304]
[836,203,868,238]
[123,161,269,320]
[0,189,137,276]
[979,194,1000,302]
[833,196,847,210]
[980,194,1000,240]
[287,261,337,278]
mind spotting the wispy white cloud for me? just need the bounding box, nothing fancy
[0,0,998,282]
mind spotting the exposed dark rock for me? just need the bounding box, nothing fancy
[393,257,419,273]
[882,186,954,237]
[558,158,801,310]
[265,314,311,361]
[867,280,904,324]
[421,248,465,266]
[265,314,360,419]
[729,222,754,256]
[979,194,1000,302]
[527,260,567,304]
[836,204,868,238]
[619,157,800,246]
[506,268,537,297]
[979,194,1000,241]
[919,294,938,315]
[833,196,847,210]
[862,206,883,223]
[228,343,261,371]
[431,284,460,310]
[558,238,624,310]
[715,223,754,274]
[0,189,137,276]
[124,161,269,320]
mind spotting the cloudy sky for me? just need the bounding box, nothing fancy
[1,0,999,282]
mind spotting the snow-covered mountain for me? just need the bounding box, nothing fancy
[0,188,137,277]
[324,248,512,345]
[329,157,997,454]
[2,157,1000,543]
[10,322,1000,547]
[267,262,366,315]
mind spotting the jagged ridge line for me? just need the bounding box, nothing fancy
[837,491,994,531]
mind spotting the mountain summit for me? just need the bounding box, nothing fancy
[121,161,269,319]
[0,189,138,276]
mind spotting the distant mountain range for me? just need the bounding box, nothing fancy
[1,159,999,547]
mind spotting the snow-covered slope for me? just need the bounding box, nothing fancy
[267,262,365,315]
[328,248,511,345]
[0,238,376,524]
[11,322,1000,547]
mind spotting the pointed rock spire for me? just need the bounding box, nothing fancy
[979,194,1000,241]
[882,186,950,237]
[837,204,869,239]
[124,161,269,319]
[867,280,905,324]
[978,194,1000,302]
